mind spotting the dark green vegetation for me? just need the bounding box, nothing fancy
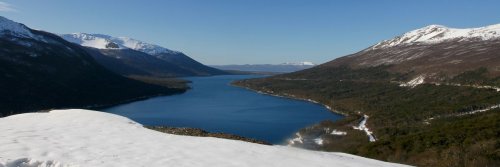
[0,30,186,117]
[364,108,500,167]
[448,67,500,87]
[234,66,500,167]
[146,126,271,145]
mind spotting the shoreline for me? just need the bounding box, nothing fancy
[34,89,188,115]
[231,82,381,143]
[88,90,186,111]
[231,82,349,116]
[146,126,272,145]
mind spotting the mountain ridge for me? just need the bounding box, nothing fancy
[60,33,228,77]
[0,16,36,38]
[322,23,500,84]
[371,23,500,49]
[61,33,181,55]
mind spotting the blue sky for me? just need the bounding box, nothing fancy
[1,0,500,65]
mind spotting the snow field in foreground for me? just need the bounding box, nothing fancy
[0,109,410,167]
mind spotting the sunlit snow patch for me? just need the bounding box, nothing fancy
[313,138,323,145]
[353,115,376,142]
[330,129,347,136]
[400,76,425,88]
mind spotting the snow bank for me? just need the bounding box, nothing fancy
[313,138,324,145]
[0,109,408,167]
[425,103,500,123]
[287,132,304,145]
[457,104,500,116]
[352,115,376,142]
[330,129,347,136]
[400,75,425,88]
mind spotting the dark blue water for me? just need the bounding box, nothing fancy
[103,75,343,144]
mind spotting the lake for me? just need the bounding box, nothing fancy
[103,75,343,144]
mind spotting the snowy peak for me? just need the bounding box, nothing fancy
[114,36,180,55]
[0,16,35,38]
[281,61,316,66]
[372,23,500,49]
[60,33,180,55]
[60,33,126,49]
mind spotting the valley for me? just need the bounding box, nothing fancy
[1,1,500,166]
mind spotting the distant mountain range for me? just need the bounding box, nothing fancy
[60,33,227,77]
[0,16,184,116]
[235,23,500,166]
[211,62,316,73]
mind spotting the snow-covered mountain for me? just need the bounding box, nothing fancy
[61,33,180,55]
[60,33,227,77]
[0,16,35,38]
[323,23,500,83]
[0,16,53,44]
[0,109,409,167]
[372,24,500,49]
